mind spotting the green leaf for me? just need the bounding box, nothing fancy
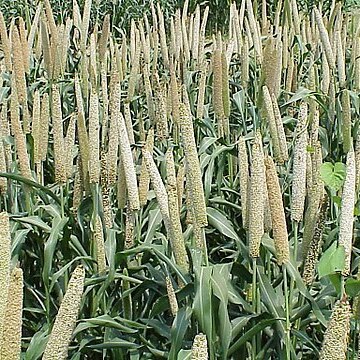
[79,315,139,333]
[229,318,278,356]
[169,307,192,359]
[14,216,51,232]
[199,136,218,154]
[282,87,315,106]
[87,339,140,349]
[317,243,345,278]
[231,315,257,341]
[25,326,49,360]
[328,273,342,294]
[177,350,192,360]
[211,264,232,358]
[0,172,62,206]
[257,267,286,333]
[345,278,360,298]
[207,207,240,242]
[49,256,92,292]
[144,209,162,243]
[42,216,68,291]
[320,162,346,191]
[193,265,214,358]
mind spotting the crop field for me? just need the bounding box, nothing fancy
[0,0,360,359]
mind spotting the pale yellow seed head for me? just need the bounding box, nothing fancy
[139,129,154,207]
[11,84,32,180]
[0,267,23,360]
[40,93,50,162]
[180,103,208,228]
[302,195,328,286]
[170,61,181,125]
[319,300,351,360]
[313,7,335,69]
[106,98,119,187]
[166,149,189,273]
[196,61,208,120]
[291,103,308,222]
[0,11,12,71]
[117,161,127,210]
[265,156,289,264]
[339,149,356,276]
[11,26,27,106]
[88,89,100,183]
[271,93,288,162]
[142,149,171,234]
[262,86,281,162]
[165,276,179,316]
[191,333,208,360]
[93,216,106,274]
[124,207,135,249]
[99,14,110,61]
[127,29,141,102]
[0,212,11,351]
[248,131,265,258]
[32,91,41,164]
[212,44,224,135]
[157,3,169,68]
[118,109,140,211]
[65,113,76,179]
[43,265,85,360]
[221,51,230,122]
[18,17,29,74]
[238,136,249,229]
[154,83,168,139]
[51,85,66,184]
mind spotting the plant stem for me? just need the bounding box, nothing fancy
[284,266,291,360]
[252,258,257,360]
[60,184,64,218]
[293,221,299,263]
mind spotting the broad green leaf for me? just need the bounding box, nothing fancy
[328,273,342,294]
[320,162,346,191]
[345,278,360,298]
[317,243,345,278]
